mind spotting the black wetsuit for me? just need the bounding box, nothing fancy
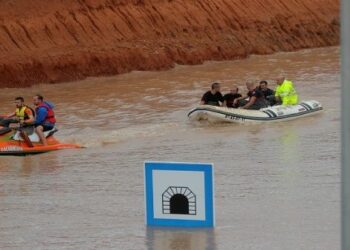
[223,93,242,108]
[260,88,274,98]
[259,87,276,106]
[245,88,269,110]
[201,91,224,106]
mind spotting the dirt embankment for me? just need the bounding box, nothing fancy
[0,0,339,88]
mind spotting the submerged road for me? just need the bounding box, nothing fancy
[0,46,340,249]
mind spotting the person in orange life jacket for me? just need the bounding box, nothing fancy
[33,95,56,146]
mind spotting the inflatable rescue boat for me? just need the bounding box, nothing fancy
[0,126,82,156]
[188,100,323,123]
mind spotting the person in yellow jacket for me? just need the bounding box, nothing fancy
[0,97,35,128]
[275,77,299,105]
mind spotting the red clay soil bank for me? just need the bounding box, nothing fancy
[0,0,339,87]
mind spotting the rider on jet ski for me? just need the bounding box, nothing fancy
[0,97,35,129]
[33,95,56,146]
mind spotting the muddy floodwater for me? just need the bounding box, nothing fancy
[0,47,340,249]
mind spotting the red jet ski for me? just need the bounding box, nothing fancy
[0,125,82,156]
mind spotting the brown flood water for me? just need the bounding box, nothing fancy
[0,47,340,249]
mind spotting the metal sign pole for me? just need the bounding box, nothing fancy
[342,0,350,249]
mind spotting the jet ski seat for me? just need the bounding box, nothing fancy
[12,127,59,142]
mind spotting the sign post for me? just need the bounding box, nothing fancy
[341,0,350,249]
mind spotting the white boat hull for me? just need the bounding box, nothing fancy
[188,100,323,123]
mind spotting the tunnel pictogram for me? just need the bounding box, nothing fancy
[162,186,196,215]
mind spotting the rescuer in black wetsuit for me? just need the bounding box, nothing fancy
[200,82,224,106]
[223,85,242,108]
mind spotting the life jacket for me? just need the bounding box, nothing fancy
[15,106,34,120]
[275,80,299,105]
[36,102,56,124]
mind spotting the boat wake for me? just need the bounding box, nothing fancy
[58,122,184,148]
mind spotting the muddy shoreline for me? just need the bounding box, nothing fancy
[0,0,339,88]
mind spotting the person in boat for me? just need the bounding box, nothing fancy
[200,82,224,106]
[275,77,299,105]
[223,85,242,108]
[235,81,269,110]
[259,80,275,99]
[0,97,35,128]
[33,95,56,146]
